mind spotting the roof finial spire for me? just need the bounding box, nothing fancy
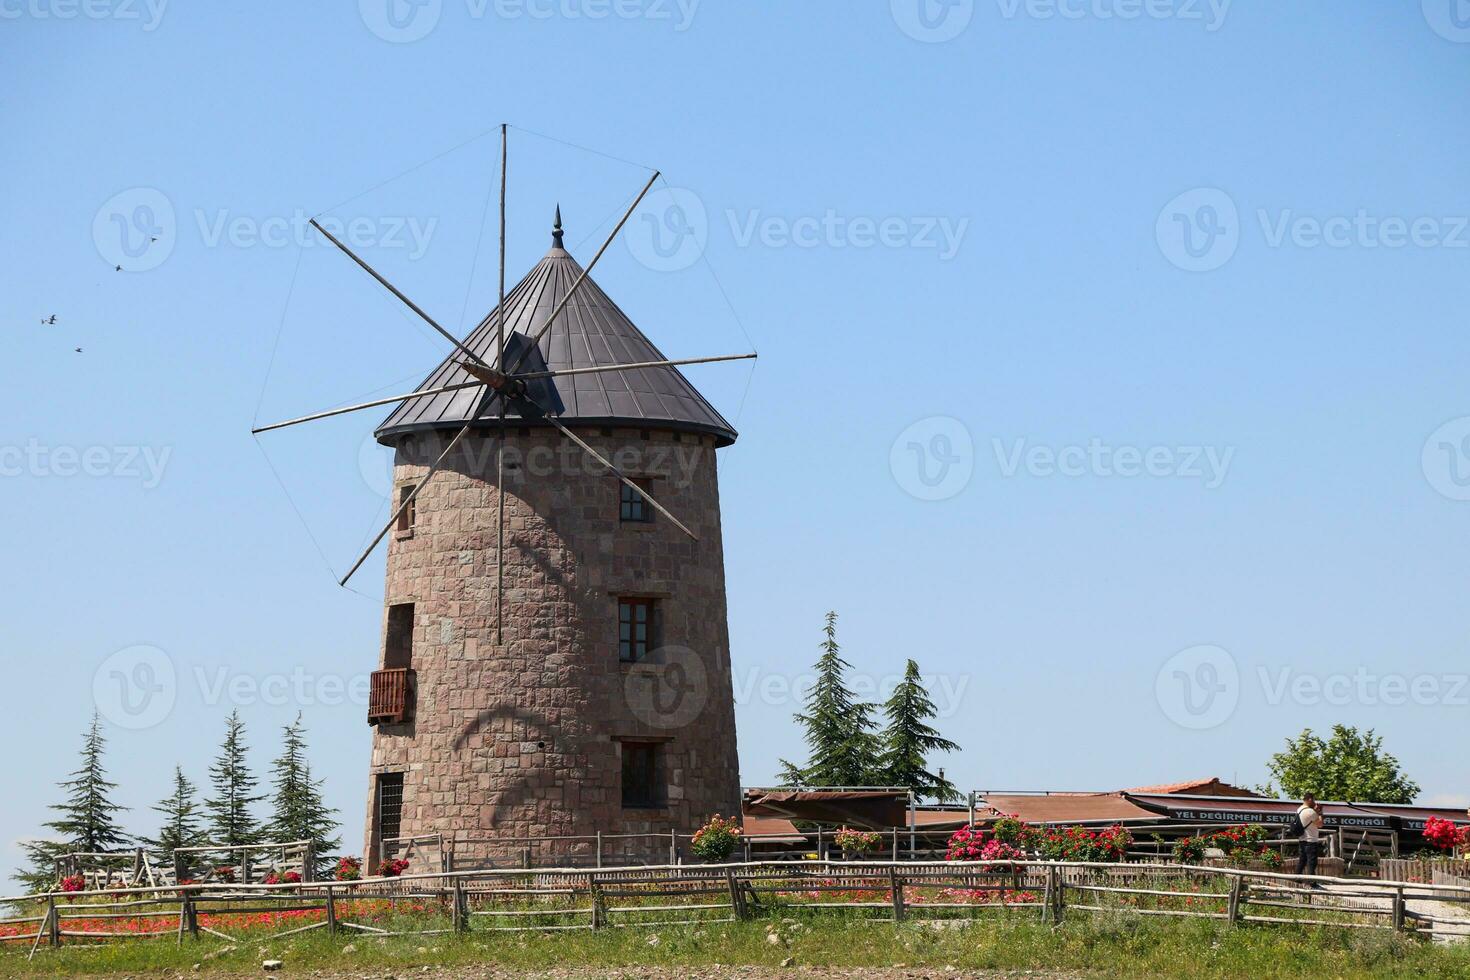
[552,204,564,248]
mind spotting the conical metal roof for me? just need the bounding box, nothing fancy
[375,215,738,447]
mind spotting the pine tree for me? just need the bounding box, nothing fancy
[780,612,883,787]
[141,766,205,861]
[204,711,264,846]
[265,714,340,871]
[880,659,961,803]
[16,712,129,891]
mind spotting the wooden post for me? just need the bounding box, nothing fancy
[520,846,531,869]
[670,829,678,865]
[1392,886,1405,931]
[726,868,746,920]
[302,841,316,883]
[596,831,603,869]
[241,851,251,886]
[1041,866,1056,923]
[185,893,199,940]
[452,878,468,933]
[1053,868,1066,922]
[1226,876,1242,924]
[816,827,824,861]
[889,866,905,922]
[744,838,752,863]
[45,895,59,948]
[892,828,899,862]
[324,886,338,935]
[589,879,605,930]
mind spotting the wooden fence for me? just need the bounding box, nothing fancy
[6,858,1470,958]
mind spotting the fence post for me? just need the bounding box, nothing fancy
[1392,886,1405,931]
[46,895,59,948]
[589,878,605,930]
[1053,868,1066,922]
[889,866,906,922]
[1226,876,1242,924]
[816,827,824,861]
[324,886,338,935]
[1041,866,1056,923]
[184,893,200,940]
[744,838,751,863]
[670,829,678,865]
[520,846,532,869]
[303,842,316,883]
[241,851,251,886]
[596,831,603,869]
[452,877,468,933]
[892,829,899,862]
[726,868,746,920]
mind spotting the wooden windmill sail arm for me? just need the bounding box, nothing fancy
[308,218,496,374]
[251,381,484,434]
[338,419,477,586]
[541,414,699,542]
[251,354,756,435]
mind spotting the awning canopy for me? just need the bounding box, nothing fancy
[742,789,911,830]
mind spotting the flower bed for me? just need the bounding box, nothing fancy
[1171,825,1283,869]
[947,816,1133,864]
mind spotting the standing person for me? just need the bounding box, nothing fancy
[1295,794,1323,877]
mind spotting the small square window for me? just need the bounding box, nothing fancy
[620,479,654,523]
[620,741,664,809]
[395,486,416,534]
[618,597,658,663]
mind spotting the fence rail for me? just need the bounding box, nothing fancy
[6,859,1470,957]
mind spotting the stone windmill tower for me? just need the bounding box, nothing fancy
[252,148,753,867]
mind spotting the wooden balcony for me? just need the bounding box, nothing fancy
[368,668,414,725]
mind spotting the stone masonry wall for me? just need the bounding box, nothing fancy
[362,425,740,866]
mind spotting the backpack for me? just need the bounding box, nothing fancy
[1286,810,1305,837]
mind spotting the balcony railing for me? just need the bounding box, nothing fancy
[368,668,414,724]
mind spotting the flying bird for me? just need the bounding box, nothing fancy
[114,265,122,272]
[40,315,56,325]
[73,347,83,353]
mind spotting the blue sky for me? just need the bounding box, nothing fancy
[4,1,1470,885]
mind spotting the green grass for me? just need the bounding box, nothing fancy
[4,909,1470,978]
